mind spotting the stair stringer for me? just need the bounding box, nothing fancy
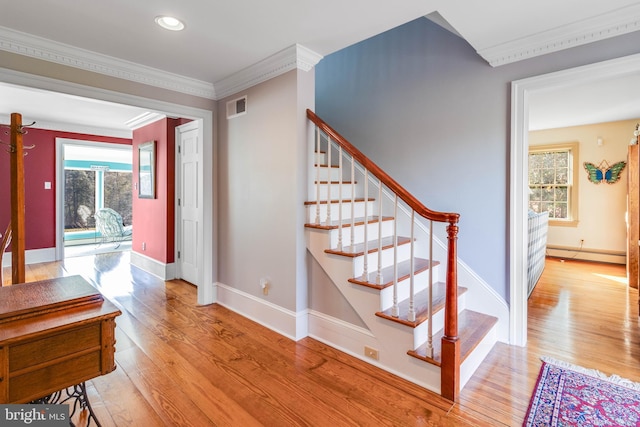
[306,227,443,394]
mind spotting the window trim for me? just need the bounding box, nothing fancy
[528,141,579,227]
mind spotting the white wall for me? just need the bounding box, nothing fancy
[530,119,638,263]
[217,70,312,313]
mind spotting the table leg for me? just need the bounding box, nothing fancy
[31,382,101,427]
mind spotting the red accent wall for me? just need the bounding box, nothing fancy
[132,118,179,264]
[0,128,131,251]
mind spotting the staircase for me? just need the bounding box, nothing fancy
[304,110,498,401]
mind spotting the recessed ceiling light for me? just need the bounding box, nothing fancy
[155,16,185,31]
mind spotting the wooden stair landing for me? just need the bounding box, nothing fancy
[407,310,498,366]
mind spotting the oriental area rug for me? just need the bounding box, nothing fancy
[523,357,640,426]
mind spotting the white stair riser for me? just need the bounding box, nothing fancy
[315,151,347,166]
[312,183,356,200]
[351,243,412,278]
[378,268,441,311]
[306,201,374,224]
[460,323,497,389]
[314,152,327,165]
[327,220,395,249]
[413,293,466,350]
[315,166,345,181]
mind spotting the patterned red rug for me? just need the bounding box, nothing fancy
[524,357,640,426]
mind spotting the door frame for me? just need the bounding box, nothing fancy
[0,66,216,305]
[510,52,640,346]
[174,120,205,288]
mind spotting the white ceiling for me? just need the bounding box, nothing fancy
[0,83,150,136]
[528,73,640,131]
[0,1,640,133]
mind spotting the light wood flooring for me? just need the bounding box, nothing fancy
[5,254,638,426]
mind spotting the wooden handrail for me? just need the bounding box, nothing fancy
[307,109,460,226]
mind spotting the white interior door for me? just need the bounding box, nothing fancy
[176,121,203,286]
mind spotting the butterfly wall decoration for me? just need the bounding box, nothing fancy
[583,160,626,184]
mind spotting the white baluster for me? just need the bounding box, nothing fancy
[350,156,355,248]
[391,195,399,317]
[376,180,383,285]
[426,220,434,357]
[314,128,321,224]
[407,210,416,322]
[361,169,369,281]
[337,146,343,251]
[326,137,332,225]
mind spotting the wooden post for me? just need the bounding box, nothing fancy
[441,221,460,401]
[629,144,639,290]
[9,113,25,284]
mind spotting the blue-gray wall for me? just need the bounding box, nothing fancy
[315,17,640,300]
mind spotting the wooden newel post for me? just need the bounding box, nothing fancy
[9,113,26,284]
[441,220,460,402]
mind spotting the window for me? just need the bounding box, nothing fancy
[63,144,132,237]
[528,142,579,226]
[64,169,132,231]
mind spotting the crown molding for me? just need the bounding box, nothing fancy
[0,26,217,99]
[214,44,323,99]
[125,112,167,130]
[478,4,640,67]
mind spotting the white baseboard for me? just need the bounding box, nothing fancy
[130,251,175,280]
[2,248,56,267]
[307,309,377,355]
[215,282,308,341]
[546,248,625,264]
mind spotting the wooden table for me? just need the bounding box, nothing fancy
[0,275,121,407]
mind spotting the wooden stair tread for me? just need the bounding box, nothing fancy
[304,198,374,206]
[314,180,356,184]
[325,236,411,257]
[375,284,467,326]
[348,258,439,289]
[305,216,394,230]
[407,310,498,366]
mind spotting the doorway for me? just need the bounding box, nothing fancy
[0,68,216,305]
[510,52,640,346]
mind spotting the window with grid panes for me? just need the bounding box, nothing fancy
[528,142,579,225]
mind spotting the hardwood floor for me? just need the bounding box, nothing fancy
[7,254,638,426]
[456,257,639,425]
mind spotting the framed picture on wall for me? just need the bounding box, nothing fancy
[138,141,156,199]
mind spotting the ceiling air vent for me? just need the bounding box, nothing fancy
[226,95,247,119]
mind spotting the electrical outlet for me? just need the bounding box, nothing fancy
[260,278,269,295]
[364,346,379,360]
[142,242,146,251]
